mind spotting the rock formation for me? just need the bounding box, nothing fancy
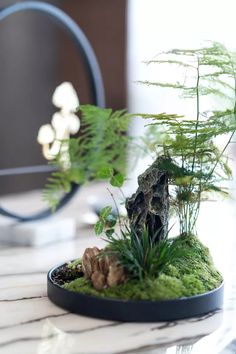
[125,157,169,242]
[82,247,126,290]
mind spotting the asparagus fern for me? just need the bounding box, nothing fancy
[137,41,236,235]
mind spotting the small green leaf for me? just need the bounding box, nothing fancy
[94,220,104,235]
[110,173,124,187]
[100,206,113,219]
[97,167,113,179]
[105,228,115,237]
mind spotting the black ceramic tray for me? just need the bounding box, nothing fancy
[47,263,224,322]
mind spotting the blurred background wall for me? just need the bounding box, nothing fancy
[0,0,127,195]
[127,0,236,191]
[0,0,236,197]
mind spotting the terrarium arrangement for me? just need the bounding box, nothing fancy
[47,42,236,321]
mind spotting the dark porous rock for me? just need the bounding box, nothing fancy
[125,157,169,242]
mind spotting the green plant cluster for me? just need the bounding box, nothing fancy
[137,42,236,235]
[46,42,233,294]
[64,235,222,300]
[44,42,236,237]
[91,42,236,282]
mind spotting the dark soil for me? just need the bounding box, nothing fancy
[52,264,83,286]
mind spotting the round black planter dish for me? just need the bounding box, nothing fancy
[47,263,224,322]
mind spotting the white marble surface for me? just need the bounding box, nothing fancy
[0,183,236,354]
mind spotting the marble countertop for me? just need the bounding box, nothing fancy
[0,183,236,354]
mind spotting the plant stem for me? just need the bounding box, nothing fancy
[107,188,122,229]
[191,57,200,173]
[205,54,236,184]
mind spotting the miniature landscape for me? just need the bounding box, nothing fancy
[56,235,222,301]
[48,42,236,304]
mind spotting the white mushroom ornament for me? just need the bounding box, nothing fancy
[37,82,80,167]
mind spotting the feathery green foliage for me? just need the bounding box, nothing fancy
[43,105,129,209]
[137,41,236,236]
[91,42,235,282]
[45,42,233,288]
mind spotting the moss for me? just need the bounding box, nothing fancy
[63,276,187,301]
[67,258,82,270]
[182,274,206,295]
[63,235,223,301]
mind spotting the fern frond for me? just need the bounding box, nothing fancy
[43,105,129,209]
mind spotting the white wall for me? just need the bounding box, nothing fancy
[126,0,236,188]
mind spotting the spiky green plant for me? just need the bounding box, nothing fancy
[103,226,190,280]
[136,41,236,236]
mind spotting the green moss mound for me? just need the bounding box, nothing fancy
[63,236,223,301]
